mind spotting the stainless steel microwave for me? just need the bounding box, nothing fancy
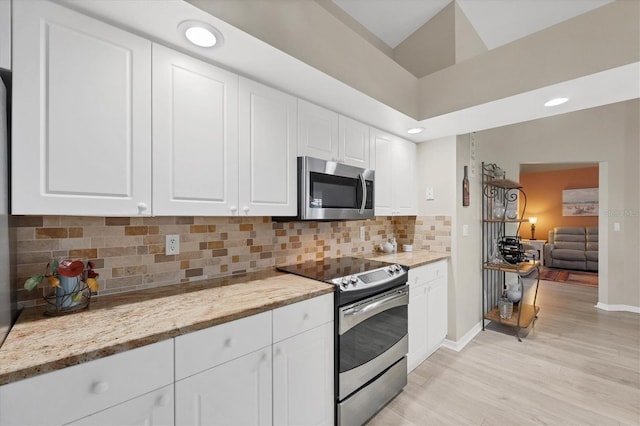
[290,156,374,221]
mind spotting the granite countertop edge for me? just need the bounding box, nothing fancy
[0,250,449,386]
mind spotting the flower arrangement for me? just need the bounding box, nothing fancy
[24,259,99,315]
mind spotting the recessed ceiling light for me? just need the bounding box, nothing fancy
[407,127,424,135]
[544,97,569,107]
[178,21,224,48]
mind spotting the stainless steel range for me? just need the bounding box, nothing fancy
[278,257,409,426]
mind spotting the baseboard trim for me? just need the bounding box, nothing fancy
[442,321,483,352]
[595,302,640,313]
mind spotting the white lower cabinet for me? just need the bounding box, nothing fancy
[407,260,448,372]
[174,293,334,426]
[273,294,334,426]
[0,340,173,426]
[67,385,174,426]
[175,348,273,426]
[0,296,334,426]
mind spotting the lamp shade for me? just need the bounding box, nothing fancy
[529,217,538,224]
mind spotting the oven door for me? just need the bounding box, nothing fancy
[338,286,408,400]
[300,156,374,221]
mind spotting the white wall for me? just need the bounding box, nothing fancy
[416,136,456,216]
[452,135,482,340]
[475,99,639,310]
[416,135,484,341]
[0,0,10,69]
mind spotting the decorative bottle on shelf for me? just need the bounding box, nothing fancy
[506,204,518,219]
[462,166,470,207]
[493,199,505,219]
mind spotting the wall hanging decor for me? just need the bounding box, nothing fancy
[462,165,470,207]
[562,188,598,216]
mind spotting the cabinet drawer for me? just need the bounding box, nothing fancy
[174,311,272,380]
[67,384,174,426]
[410,260,447,285]
[0,339,173,426]
[273,293,333,343]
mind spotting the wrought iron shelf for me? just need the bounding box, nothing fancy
[481,162,540,342]
[484,179,523,190]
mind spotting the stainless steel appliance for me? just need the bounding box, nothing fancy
[278,257,408,426]
[0,69,15,347]
[283,156,374,221]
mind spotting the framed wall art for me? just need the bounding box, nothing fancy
[562,188,598,216]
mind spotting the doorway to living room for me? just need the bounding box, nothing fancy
[518,162,600,289]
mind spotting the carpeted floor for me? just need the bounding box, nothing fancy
[539,267,598,287]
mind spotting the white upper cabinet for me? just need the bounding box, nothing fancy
[372,128,416,216]
[393,137,417,215]
[152,44,239,216]
[339,115,370,169]
[298,100,371,168]
[239,77,297,217]
[11,0,152,216]
[297,99,339,162]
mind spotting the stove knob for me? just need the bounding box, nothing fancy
[341,277,350,287]
[387,266,395,274]
[350,276,358,284]
[341,282,349,289]
[394,264,402,272]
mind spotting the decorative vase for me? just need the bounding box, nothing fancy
[56,275,81,308]
[505,205,518,219]
[506,281,521,303]
[493,200,505,219]
[498,297,513,320]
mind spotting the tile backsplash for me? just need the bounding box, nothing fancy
[12,215,451,307]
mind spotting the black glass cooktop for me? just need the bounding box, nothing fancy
[277,256,395,282]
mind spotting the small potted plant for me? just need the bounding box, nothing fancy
[24,259,99,315]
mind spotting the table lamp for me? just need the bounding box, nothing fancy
[529,217,537,240]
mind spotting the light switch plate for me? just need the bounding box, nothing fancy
[426,187,434,200]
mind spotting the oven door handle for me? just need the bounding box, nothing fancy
[339,288,409,335]
[358,173,366,215]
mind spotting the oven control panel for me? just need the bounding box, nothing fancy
[331,264,407,292]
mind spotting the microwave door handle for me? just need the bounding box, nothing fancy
[358,174,366,214]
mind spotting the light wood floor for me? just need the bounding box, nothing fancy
[368,280,640,425]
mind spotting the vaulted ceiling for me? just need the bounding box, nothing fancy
[332,0,615,50]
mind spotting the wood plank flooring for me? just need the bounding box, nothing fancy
[368,280,640,425]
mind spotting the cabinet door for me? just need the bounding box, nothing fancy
[372,128,394,216]
[339,115,370,168]
[67,385,174,426]
[175,347,272,426]
[12,0,152,216]
[238,77,297,216]
[297,99,339,161]
[407,280,428,373]
[273,322,334,426]
[153,44,239,216]
[393,138,417,215]
[427,275,448,354]
[0,340,173,426]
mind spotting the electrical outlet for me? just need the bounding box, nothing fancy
[166,234,180,255]
[360,226,366,240]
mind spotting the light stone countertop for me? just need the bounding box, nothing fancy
[0,250,449,386]
[0,270,333,386]
[362,250,450,268]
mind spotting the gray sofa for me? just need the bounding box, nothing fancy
[544,227,598,271]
